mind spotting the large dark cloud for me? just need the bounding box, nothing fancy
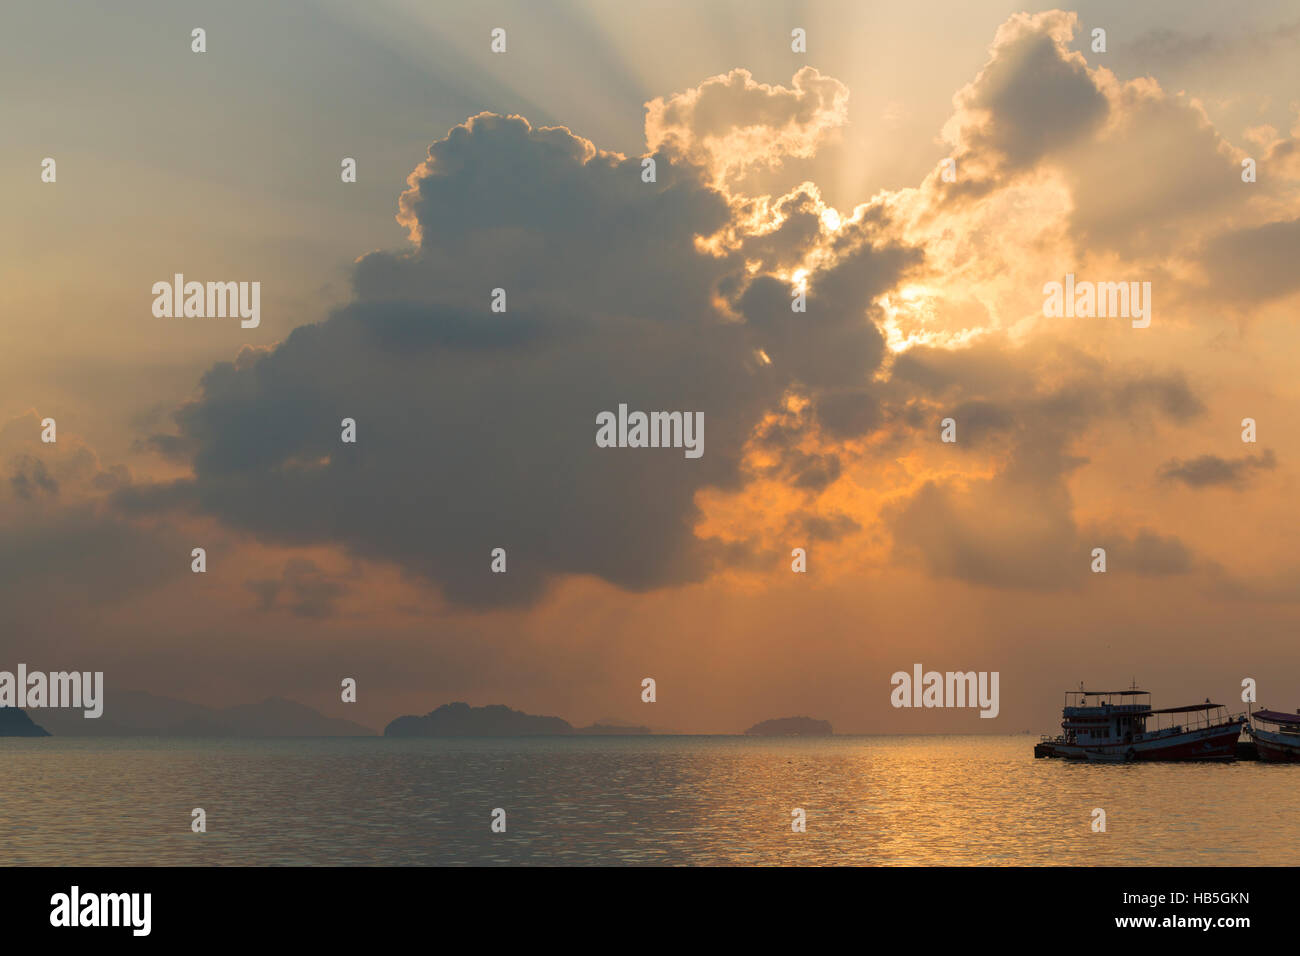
[355,113,735,320]
[125,113,919,608]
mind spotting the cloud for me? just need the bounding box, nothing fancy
[889,477,1197,590]
[128,105,920,609]
[645,67,849,187]
[365,112,734,320]
[246,558,349,618]
[947,12,1108,175]
[889,476,1080,589]
[109,21,1293,613]
[925,9,1275,268]
[0,412,188,614]
[0,410,122,496]
[1120,20,1300,71]
[1064,82,1248,258]
[882,338,1205,590]
[1200,217,1300,303]
[10,456,58,499]
[1109,529,1194,577]
[1158,448,1278,489]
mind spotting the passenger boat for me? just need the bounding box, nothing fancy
[1248,709,1300,762]
[1034,687,1246,762]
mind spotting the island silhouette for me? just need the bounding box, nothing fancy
[2,695,833,738]
[384,702,651,736]
[744,716,833,736]
[0,707,49,736]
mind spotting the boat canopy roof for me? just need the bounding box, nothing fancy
[1252,709,1300,724]
[1070,702,1224,715]
[1144,703,1222,714]
[1081,689,1148,695]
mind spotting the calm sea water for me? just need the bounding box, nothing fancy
[1,735,1293,866]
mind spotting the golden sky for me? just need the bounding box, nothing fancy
[3,2,1299,732]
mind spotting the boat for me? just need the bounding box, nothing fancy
[1034,686,1246,762]
[1248,709,1300,762]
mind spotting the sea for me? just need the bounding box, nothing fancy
[1,734,1293,866]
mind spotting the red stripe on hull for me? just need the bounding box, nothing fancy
[1130,726,1241,761]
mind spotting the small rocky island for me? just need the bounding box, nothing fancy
[385,702,574,736]
[744,716,833,736]
[0,708,50,737]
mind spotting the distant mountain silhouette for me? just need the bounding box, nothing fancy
[744,716,833,736]
[34,691,375,736]
[385,702,574,736]
[0,707,49,736]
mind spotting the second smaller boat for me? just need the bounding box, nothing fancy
[1248,709,1300,762]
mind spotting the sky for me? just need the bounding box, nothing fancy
[2,0,1299,733]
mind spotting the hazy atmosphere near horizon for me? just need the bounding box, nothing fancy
[4,0,1300,740]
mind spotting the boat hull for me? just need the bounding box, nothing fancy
[1250,726,1300,763]
[1039,721,1243,762]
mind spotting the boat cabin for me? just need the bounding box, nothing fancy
[1060,689,1150,745]
[1251,709,1300,734]
[1059,690,1233,745]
